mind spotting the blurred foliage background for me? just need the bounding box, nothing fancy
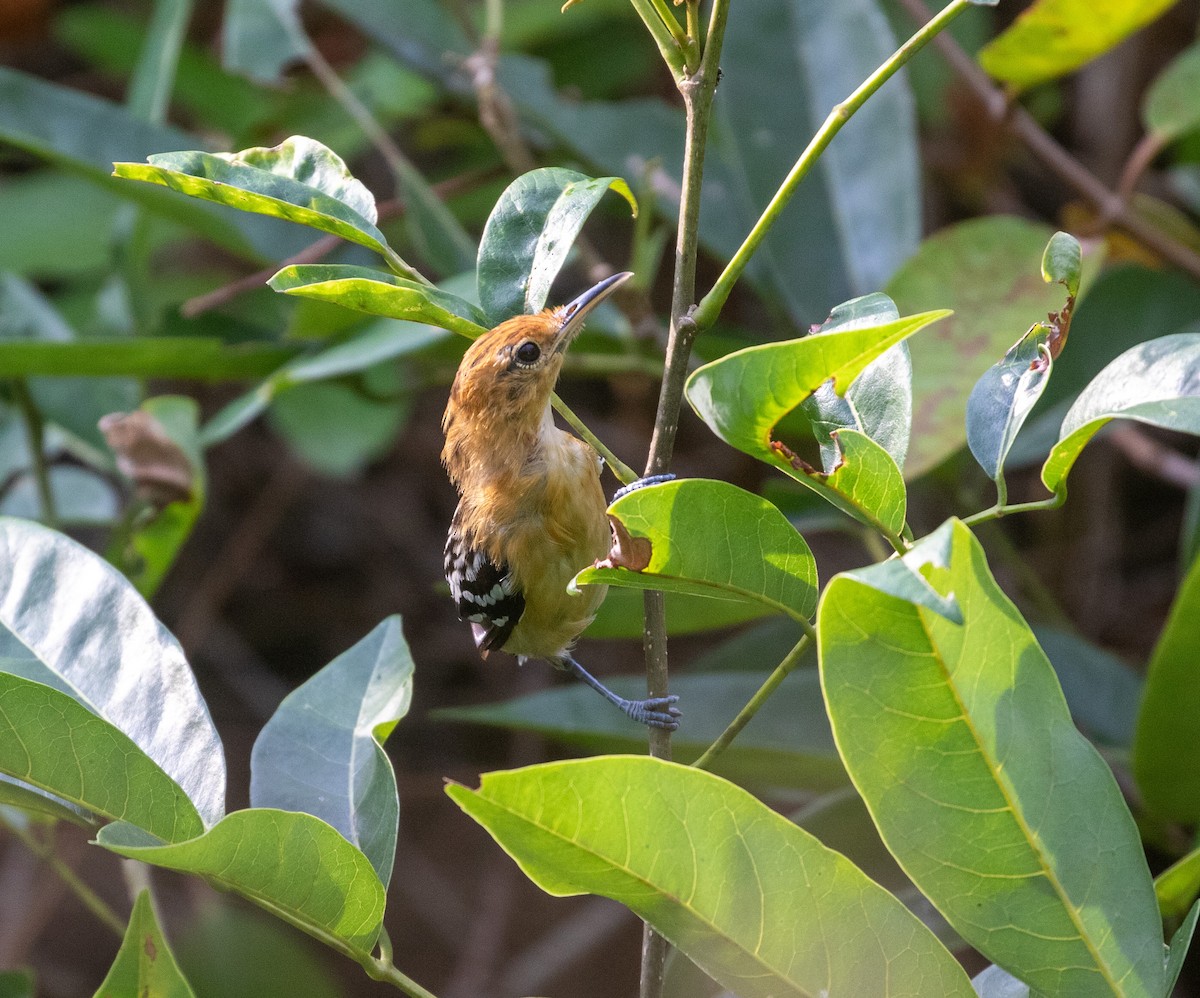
[2,0,1200,995]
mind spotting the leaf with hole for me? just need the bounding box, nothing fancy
[571,479,817,622]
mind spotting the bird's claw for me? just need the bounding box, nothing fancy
[624,694,682,731]
[614,473,676,502]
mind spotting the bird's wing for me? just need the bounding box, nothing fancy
[444,524,524,656]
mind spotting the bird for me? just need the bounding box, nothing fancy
[441,271,681,729]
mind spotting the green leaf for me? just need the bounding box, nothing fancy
[571,479,818,622]
[1133,548,1200,822]
[269,264,487,338]
[686,311,947,536]
[1166,901,1200,995]
[447,756,975,998]
[268,379,408,478]
[803,293,912,471]
[200,318,446,447]
[887,217,1096,477]
[0,673,202,842]
[1156,848,1200,925]
[0,467,117,527]
[97,809,385,957]
[0,518,224,825]
[966,324,1053,482]
[94,890,196,998]
[114,137,414,276]
[1143,42,1200,142]
[438,669,846,791]
[221,0,310,86]
[0,774,97,828]
[0,339,297,380]
[251,617,413,888]
[819,519,1165,997]
[0,970,33,998]
[1041,334,1200,499]
[978,0,1176,90]
[584,587,774,638]
[1042,231,1083,297]
[476,168,636,325]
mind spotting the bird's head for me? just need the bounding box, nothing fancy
[443,271,631,480]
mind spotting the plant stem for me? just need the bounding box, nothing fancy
[647,0,691,55]
[551,393,638,485]
[358,952,441,998]
[693,0,973,330]
[12,380,57,528]
[692,630,814,771]
[638,5,730,997]
[2,816,126,938]
[626,0,688,80]
[962,492,1066,528]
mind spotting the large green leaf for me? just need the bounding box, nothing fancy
[97,809,385,957]
[0,68,305,262]
[0,775,96,828]
[0,518,224,825]
[251,617,413,888]
[572,479,817,622]
[476,168,636,325]
[819,519,1165,997]
[887,217,1090,477]
[0,672,202,842]
[94,890,196,998]
[114,137,415,276]
[979,0,1177,90]
[686,312,947,537]
[1143,42,1200,143]
[0,339,297,379]
[438,669,845,791]
[447,757,975,998]
[269,264,487,338]
[1133,549,1200,822]
[585,587,774,638]
[1042,334,1200,499]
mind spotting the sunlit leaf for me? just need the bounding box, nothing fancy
[97,809,385,957]
[978,0,1176,90]
[820,519,1165,996]
[0,518,225,825]
[447,757,975,997]
[572,479,818,622]
[1041,334,1200,499]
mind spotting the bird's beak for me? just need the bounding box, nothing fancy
[551,271,633,353]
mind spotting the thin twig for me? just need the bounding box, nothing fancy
[692,631,813,771]
[1109,423,1200,491]
[1,817,125,938]
[11,380,57,529]
[896,0,1200,283]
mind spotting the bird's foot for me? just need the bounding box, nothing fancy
[613,473,676,501]
[622,695,682,731]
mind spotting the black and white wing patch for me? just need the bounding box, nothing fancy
[444,529,524,655]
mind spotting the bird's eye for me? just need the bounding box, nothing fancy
[515,341,541,365]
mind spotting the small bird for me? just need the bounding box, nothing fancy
[442,271,681,729]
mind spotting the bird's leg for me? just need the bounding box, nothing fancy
[613,473,676,501]
[554,654,681,730]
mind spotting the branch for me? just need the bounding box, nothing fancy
[896,0,1200,283]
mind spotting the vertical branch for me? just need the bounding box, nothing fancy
[12,380,56,529]
[638,4,730,996]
